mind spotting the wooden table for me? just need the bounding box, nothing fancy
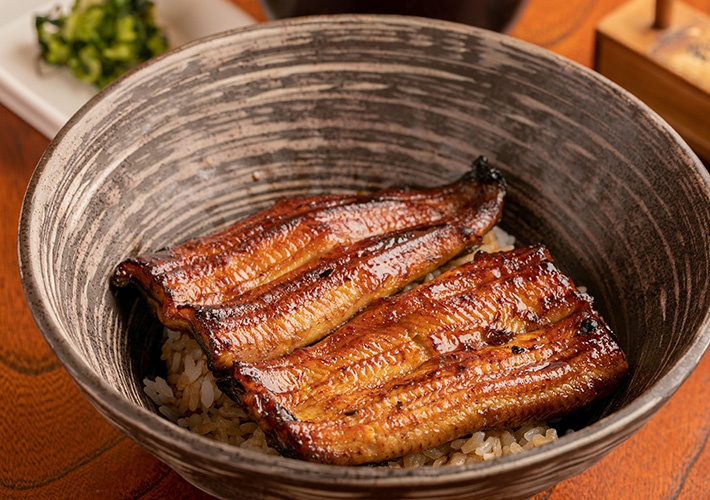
[3,1,709,498]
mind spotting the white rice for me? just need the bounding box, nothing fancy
[143,227,563,466]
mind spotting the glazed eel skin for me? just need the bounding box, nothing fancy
[222,245,629,465]
[112,156,505,368]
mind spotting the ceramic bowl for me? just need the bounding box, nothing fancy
[18,15,710,500]
[259,0,528,32]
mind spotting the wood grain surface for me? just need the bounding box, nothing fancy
[2,0,709,498]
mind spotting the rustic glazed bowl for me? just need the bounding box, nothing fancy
[18,15,710,500]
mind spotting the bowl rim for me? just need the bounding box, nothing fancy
[17,13,710,488]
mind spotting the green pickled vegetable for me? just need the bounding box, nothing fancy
[36,0,169,89]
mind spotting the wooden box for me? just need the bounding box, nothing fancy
[595,0,710,159]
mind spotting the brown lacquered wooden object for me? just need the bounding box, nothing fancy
[654,0,674,28]
[3,1,710,499]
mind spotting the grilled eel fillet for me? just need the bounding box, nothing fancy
[222,245,629,465]
[111,156,505,367]
[111,156,502,332]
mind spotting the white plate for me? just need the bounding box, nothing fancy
[0,0,255,138]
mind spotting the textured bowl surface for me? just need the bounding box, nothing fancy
[18,15,710,500]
